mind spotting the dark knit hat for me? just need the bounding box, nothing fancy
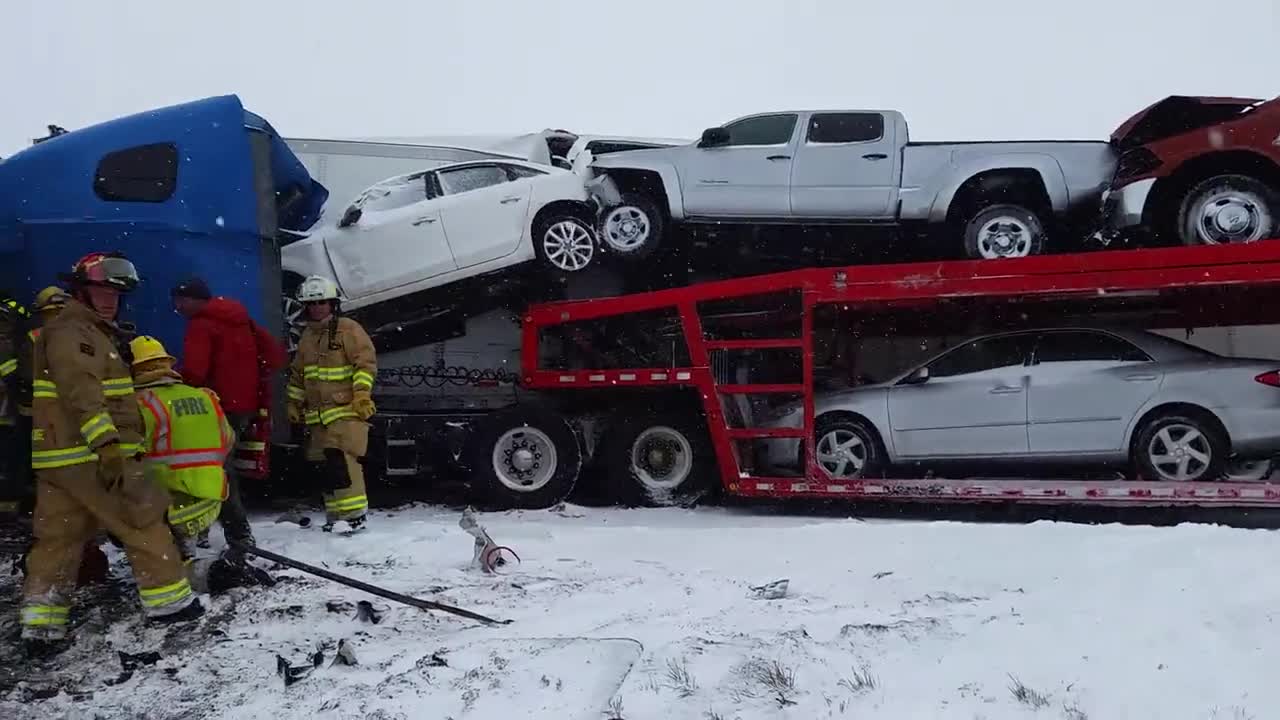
[171,276,212,300]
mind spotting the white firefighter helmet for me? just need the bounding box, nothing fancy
[297,275,341,303]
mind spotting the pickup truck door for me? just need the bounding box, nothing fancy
[790,112,899,219]
[435,163,532,269]
[324,173,457,303]
[678,113,799,218]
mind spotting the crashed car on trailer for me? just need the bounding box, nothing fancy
[281,158,600,332]
[1103,95,1280,246]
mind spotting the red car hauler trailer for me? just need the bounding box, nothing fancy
[518,240,1280,508]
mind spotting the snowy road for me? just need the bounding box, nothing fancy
[4,504,1277,719]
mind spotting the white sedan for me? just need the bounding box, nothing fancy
[282,159,600,314]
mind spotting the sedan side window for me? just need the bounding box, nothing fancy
[437,165,509,195]
[927,335,1032,379]
[1035,331,1152,363]
[721,114,798,147]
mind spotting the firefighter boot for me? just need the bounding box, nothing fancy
[150,598,205,625]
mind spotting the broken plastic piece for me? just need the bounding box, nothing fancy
[276,654,315,688]
[332,639,358,667]
[749,579,789,600]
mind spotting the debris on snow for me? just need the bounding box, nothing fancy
[355,600,384,625]
[749,579,789,600]
[331,639,358,667]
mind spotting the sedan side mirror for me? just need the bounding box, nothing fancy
[338,205,363,229]
[901,366,930,385]
[698,127,730,148]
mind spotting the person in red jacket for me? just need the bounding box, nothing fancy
[171,277,287,550]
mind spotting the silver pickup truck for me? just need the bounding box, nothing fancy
[585,110,1117,261]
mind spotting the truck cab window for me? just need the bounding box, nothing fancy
[93,142,179,203]
[807,113,885,144]
[722,114,798,147]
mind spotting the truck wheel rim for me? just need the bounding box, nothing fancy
[816,429,867,478]
[976,217,1033,259]
[1146,423,1211,481]
[491,427,558,492]
[602,206,651,252]
[1194,190,1268,244]
[543,220,594,271]
[630,426,693,490]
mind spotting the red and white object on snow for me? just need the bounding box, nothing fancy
[459,507,520,574]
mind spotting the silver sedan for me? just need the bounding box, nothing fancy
[760,328,1280,482]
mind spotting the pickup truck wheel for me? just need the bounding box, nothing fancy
[1178,174,1277,246]
[465,407,582,509]
[534,215,596,273]
[963,204,1046,260]
[602,412,715,507]
[600,193,664,260]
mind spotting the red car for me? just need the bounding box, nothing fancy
[1102,95,1280,245]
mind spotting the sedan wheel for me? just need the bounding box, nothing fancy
[1134,413,1227,483]
[538,217,595,273]
[812,414,884,480]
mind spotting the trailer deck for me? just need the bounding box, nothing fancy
[522,241,1280,507]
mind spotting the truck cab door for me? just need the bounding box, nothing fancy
[790,112,899,219]
[678,113,799,218]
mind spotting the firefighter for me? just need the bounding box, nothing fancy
[286,276,377,532]
[130,335,273,591]
[0,291,30,520]
[21,252,200,655]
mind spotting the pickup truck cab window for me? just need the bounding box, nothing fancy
[438,164,509,195]
[721,114,798,147]
[807,113,885,144]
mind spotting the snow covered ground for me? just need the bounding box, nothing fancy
[3,504,1278,719]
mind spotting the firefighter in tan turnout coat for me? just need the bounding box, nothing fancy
[287,276,377,533]
[20,253,199,656]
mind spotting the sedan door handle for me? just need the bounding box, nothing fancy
[412,216,436,226]
[989,385,1023,394]
[766,155,791,161]
[862,153,888,160]
[499,196,521,204]
[1124,374,1158,381]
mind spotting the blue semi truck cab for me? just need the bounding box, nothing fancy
[0,94,327,359]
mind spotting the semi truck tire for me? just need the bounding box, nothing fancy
[601,412,715,507]
[465,407,582,509]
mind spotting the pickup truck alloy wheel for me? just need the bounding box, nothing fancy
[629,426,693,492]
[1180,175,1275,245]
[600,193,663,259]
[541,219,595,272]
[963,204,1046,260]
[491,427,558,493]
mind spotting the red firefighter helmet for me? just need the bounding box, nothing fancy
[60,252,140,292]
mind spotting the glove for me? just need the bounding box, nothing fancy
[352,390,376,420]
[96,442,125,492]
[287,403,303,425]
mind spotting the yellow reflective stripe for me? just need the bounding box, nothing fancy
[168,498,221,525]
[325,495,368,512]
[139,578,193,608]
[0,417,13,427]
[303,365,356,381]
[352,370,374,391]
[258,407,270,417]
[101,377,135,397]
[287,385,305,401]
[304,411,321,425]
[80,412,117,446]
[32,379,57,399]
[0,358,17,377]
[20,605,69,627]
[236,441,266,451]
[119,442,145,456]
[320,406,358,425]
[30,378,135,398]
[32,445,97,469]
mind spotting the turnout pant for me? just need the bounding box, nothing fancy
[216,412,255,545]
[21,460,194,639]
[306,418,369,523]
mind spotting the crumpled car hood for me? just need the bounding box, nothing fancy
[1110,95,1264,150]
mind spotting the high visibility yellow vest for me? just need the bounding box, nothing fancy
[137,383,234,502]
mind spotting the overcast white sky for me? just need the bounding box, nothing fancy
[3,0,1277,154]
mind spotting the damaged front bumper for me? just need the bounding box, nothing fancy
[1101,177,1156,230]
[584,173,623,214]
